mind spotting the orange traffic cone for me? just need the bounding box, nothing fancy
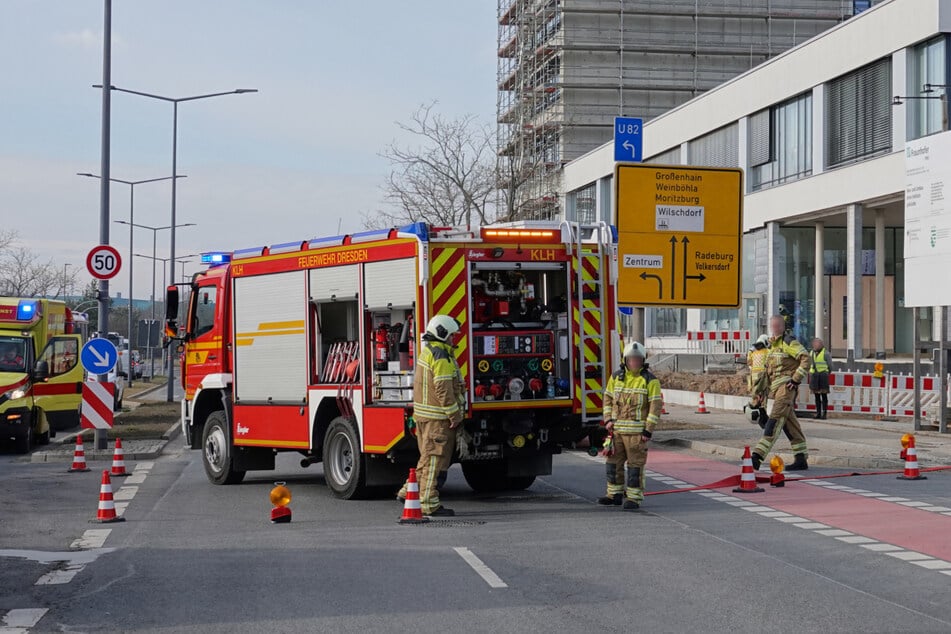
[398,468,429,524]
[661,393,669,415]
[68,435,91,473]
[94,470,125,523]
[733,446,764,493]
[696,392,709,414]
[898,435,927,481]
[110,438,128,477]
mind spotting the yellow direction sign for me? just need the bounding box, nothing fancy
[614,163,743,308]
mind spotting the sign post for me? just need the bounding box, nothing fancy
[615,163,743,308]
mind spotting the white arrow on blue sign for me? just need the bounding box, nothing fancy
[81,338,118,375]
[614,116,643,163]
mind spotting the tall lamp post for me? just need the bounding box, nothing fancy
[94,84,257,401]
[117,219,194,382]
[60,263,72,299]
[78,173,183,386]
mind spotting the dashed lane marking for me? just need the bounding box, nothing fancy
[453,547,508,589]
[640,467,951,578]
[0,608,48,633]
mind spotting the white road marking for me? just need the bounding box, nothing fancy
[759,511,792,518]
[114,486,138,501]
[453,547,507,589]
[815,529,853,537]
[878,497,909,502]
[114,502,129,516]
[124,472,147,484]
[774,516,808,523]
[0,608,47,633]
[886,551,933,562]
[837,536,877,544]
[134,461,154,471]
[70,529,111,550]
[912,559,951,570]
[861,543,905,552]
[793,522,830,530]
[35,564,85,585]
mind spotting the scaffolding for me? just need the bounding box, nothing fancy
[497,0,873,220]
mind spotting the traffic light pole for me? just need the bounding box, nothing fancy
[95,0,112,451]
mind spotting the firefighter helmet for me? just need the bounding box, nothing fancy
[623,341,647,359]
[425,315,460,343]
[756,334,769,347]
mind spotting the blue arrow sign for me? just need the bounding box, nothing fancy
[614,116,643,163]
[81,338,118,375]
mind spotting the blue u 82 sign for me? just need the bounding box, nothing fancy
[613,116,643,163]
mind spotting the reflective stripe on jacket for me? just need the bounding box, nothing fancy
[603,367,662,434]
[413,342,465,424]
[765,335,811,391]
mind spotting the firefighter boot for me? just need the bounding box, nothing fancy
[622,500,640,511]
[751,452,764,471]
[598,494,623,506]
[787,453,809,471]
[427,506,455,517]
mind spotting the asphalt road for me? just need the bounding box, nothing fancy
[3,443,951,633]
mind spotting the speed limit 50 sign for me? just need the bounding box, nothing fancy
[86,245,122,280]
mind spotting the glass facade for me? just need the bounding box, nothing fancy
[825,57,892,168]
[750,92,813,191]
[908,36,948,140]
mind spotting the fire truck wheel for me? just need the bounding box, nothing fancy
[37,428,50,446]
[202,411,246,485]
[461,461,508,493]
[506,475,536,490]
[323,417,368,500]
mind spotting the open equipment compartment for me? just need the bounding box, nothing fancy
[469,260,571,402]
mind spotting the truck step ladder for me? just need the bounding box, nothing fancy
[571,222,611,423]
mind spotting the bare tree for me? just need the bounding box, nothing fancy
[366,104,498,229]
[0,232,79,298]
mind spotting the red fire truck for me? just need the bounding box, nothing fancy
[167,221,619,498]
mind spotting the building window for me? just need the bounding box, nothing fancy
[825,57,892,168]
[688,124,739,167]
[909,36,948,140]
[749,93,813,191]
[646,146,681,165]
[569,182,596,224]
[650,308,686,336]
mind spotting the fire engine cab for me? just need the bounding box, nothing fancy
[168,221,618,498]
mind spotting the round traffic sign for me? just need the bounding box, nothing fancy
[86,245,122,280]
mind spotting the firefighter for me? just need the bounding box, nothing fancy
[809,337,831,420]
[745,334,770,428]
[397,315,465,517]
[751,315,811,472]
[598,341,662,511]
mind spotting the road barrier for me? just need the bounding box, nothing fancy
[686,330,751,356]
[794,371,946,419]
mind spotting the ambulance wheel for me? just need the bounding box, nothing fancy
[14,426,32,454]
[323,417,368,500]
[202,411,245,485]
[37,429,50,446]
[506,475,536,490]
[461,461,508,493]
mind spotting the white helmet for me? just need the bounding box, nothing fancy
[425,315,460,343]
[623,341,647,359]
[756,334,770,347]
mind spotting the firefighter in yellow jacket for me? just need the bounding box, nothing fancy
[751,315,811,471]
[399,315,466,517]
[598,341,662,511]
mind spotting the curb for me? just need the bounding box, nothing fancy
[126,381,169,400]
[656,437,909,471]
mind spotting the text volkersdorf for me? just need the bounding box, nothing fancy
[695,251,734,271]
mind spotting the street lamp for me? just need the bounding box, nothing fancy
[79,172,186,385]
[118,220,194,380]
[132,253,197,375]
[61,263,72,299]
[93,83,257,401]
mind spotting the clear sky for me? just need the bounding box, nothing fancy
[0,1,497,298]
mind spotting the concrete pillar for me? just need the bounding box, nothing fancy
[875,209,886,359]
[846,204,864,363]
[812,84,826,175]
[766,221,782,318]
[814,221,824,343]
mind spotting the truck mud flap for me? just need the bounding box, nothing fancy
[507,453,552,477]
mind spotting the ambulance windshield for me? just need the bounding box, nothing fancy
[0,337,28,373]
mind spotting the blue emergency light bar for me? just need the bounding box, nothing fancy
[201,252,232,265]
[16,300,38,321]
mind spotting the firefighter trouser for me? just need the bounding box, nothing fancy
[754,386,808,459]
[605,432,648,502]
[402,417,456,514]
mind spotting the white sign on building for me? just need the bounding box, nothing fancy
[904,130,951,307]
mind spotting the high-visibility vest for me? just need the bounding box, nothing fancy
[810,349,829,374]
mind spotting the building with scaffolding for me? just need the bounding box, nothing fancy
[497,0,877,220]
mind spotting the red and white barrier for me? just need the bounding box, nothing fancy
[687,331,751,356]
[81,380,115,430]
[796,371,945,419]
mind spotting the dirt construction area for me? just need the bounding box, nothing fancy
[657,370,749,397]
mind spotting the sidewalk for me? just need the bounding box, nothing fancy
[655,402,951,470]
